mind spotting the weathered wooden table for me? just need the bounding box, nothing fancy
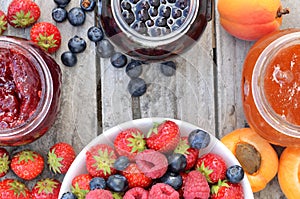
[0,0,298,198]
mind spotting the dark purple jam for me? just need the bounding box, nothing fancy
[120,0,190,37]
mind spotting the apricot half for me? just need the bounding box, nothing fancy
[278,147,300,199]
[221,128,279,192]
[217,0,289,41]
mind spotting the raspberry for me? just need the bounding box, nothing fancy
[135,149,168,179]
[148,183,179,199]
[183,170,210,199]
[123,187,149,199]
[85,189,113,199]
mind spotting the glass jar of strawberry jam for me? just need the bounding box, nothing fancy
[242,29,300,147]
[0,36,61,146]
[99,0,212,61]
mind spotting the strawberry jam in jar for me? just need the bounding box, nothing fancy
[99,0,212,61]
[242,29,300,146]
[0,36,61,146]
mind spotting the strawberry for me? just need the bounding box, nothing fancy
[30,22,61,54]
[174,137,199,170]
[121,163,153,188]
[71,173,93,199]
[0,179,31,199]
[47,142,76,174]
[0,10,8,35]
[86,144,117,179]
[183,170,210,199]
[114,128,146,160]
[146,120,180,153]
[196,153,227,184]
[0,147,10,177]
[211,180,244,199]
[11,149,44,180]
[7,0,40,28]
[31,178,61,199]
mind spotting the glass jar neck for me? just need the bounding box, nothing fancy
[252,32,300,138]
[112,0,198,47]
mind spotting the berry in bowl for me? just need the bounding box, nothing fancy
[59,118,254,198]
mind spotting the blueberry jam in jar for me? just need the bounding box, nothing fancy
[0,36,61,146]
[99,0,212,61]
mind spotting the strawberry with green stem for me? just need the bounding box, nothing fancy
[174,137,199,170]
[0,11,8,35]
[31,178,61,199]
[211,180,244,199]
[0,147,10,177]
[0,179,31,199]
[71,173,92,199]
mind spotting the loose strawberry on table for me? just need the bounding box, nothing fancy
[7,0,40,28]
[0,10,7,35]
[0,179,31,199]
[31,178,61,199]
[0,147,10,177]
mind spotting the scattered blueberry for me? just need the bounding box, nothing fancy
[96,39,115,58]
[106,174,129,192]
[188,129,211,149]
[160,171,183,190]
[127,78,147,97]
[54,0,71,8]
[60,191,77,199]
[80,0,97,12]
[87,26,104,42]
[61,51,77,67]
[68,7,86,26]
[125,60,143,78]
[167,153,187,173]
[89,177,106,190]
[226,165,245,183]
[52,7,68,22]
[68,35,87,53]
[110,52,128,68]
[114,156,130,171]
[159,61,176,76]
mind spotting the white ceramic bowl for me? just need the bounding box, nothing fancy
[59,117,254,198]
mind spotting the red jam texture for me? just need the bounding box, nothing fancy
[264,44,300,125]
[0,47,41,129]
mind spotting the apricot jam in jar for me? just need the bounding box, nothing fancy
[242,29,300,147]
[99,0,212,61]
[0,36,61,146]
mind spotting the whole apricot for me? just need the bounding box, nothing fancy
[278,147,300,199]
[217,0,289,41]
[221,128,279,192]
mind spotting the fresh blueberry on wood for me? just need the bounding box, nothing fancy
[126,60,143,78]
[68,35,87,53]
[80,0,97,11]
[87,26,104,42]
[127,78,147,97]
[68,7,86,26]
[54,0,71,8]
[159,61,176,76]
[52,7,67,22]
[110,52,128,68]
[61,51,77,67]
[96,39,115,58]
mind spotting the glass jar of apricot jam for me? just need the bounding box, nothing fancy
[99,0,212,61]
[242,29,300,147]
[0,36,61,146]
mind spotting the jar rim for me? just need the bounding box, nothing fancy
[252,31,300,138]
[112,0,199,47]
[0,37,53,137]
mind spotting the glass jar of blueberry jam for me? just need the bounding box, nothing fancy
[99,0,212,61]
[0,36,62,146]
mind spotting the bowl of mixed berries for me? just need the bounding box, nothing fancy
[59,118,254,199]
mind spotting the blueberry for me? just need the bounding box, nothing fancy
[127,78,147,97]
[167,153,187,173]
[126,60,143,78]
[110,52,128,68]
[60,191,77,199]
[89,177,106,190]
[159,61,176,76]
[188,129,210,149]
[61,51,77,67]
[96,39,115,58]
[68,7,86,26]
[160,172,182,190]
[87,26,104,42]
[106,174,128,192]
[114,156,130,171]
[68,35,87,53]
[52,7,67,22]
[54,0,71,8]
[80,0,96,11]
[226,165,245,183]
